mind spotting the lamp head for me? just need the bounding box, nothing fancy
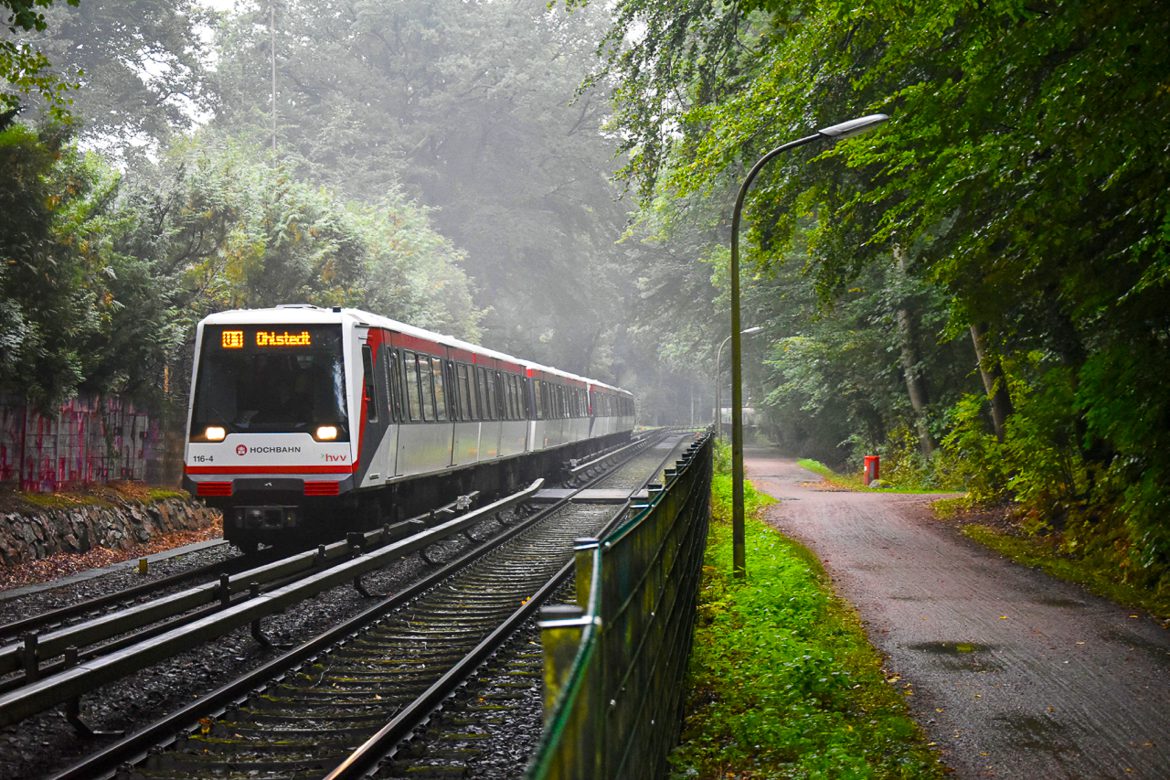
[818,113,889,140]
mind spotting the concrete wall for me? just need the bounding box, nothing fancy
[0,394,184,493]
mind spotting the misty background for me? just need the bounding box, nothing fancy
[2,0,712,427]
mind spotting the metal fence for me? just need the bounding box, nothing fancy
[529,431,713,779]
[0,394,172,492]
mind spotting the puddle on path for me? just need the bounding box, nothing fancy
[990,712,1078,759]
[908,641,1003,671]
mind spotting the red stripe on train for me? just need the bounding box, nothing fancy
[186,465,355,475]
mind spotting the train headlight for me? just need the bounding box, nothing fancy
[205,426,227,442]
[314,425,339,441]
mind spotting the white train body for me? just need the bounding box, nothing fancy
[183,305,635,549]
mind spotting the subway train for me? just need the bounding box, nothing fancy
[182,305,635,551]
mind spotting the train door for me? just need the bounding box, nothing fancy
[356,333,393,488]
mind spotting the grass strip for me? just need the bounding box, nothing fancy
[670,464,945,778]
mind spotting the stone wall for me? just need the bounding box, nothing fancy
[0,499,219,566]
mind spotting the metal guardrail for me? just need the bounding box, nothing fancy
[0,491,482,681]
[529,432,713,779]
[0,481,540,729]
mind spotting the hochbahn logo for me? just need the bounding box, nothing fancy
[236,444,302,456]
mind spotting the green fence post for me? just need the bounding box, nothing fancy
[539,604,587,719]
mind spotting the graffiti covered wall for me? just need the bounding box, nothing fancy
[0,394,173,492]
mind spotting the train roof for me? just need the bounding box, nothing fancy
[199,305,632,398]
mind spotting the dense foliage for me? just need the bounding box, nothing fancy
[0,0,79,119]
[574,0,1170,593]
[4,0,1169,594]
[0,121,480,410]
[208,0,635,374]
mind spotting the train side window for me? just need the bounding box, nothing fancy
[487,368,499,421]
[493,371,504,419]
[471,367,483,420]
[471,368,483,420]
[403,351,423,422]
[486,369,498,420]
[532,380,543,420]
[418,356,436,421]
[458,364,474,420]
[431,357,448,421]
[383,349,398,422]
[445,361,460,421]
[362,345,378,424]
[509,376,520,419]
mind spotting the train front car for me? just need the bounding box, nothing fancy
[183,306,360,551]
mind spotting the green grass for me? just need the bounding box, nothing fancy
[797,458,865,490]
[670,464,945,778]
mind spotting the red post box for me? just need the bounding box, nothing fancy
[864,455,880,485]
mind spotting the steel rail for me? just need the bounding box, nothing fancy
[0,482,541,729]
[50,432,665,779]
[566,437,646,479]
[326,544,579,779]
[0,493,478,681]
[48,457,625,780]
[0,541,242,641]
[49,480,557,780]
[326,434,683,778]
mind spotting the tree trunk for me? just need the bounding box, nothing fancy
[893,246,936,456]
[969,322,1013,441]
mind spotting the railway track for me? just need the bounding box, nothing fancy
[0,492,490,704]
[43,428,689,779]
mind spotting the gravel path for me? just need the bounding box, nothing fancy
[744,448,1170,779]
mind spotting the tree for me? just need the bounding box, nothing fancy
[0,122,178,408]
[576,0,1170,583]
[210,0,635,377]
[20,0,212,153]
[1,0,79,119]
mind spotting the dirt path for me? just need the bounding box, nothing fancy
[744,448,1170,779]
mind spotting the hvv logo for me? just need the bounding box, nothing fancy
[324,453,347,463]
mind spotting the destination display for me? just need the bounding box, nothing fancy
[220,329,314,349]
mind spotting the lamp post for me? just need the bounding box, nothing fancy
[730,113,888,579]
[715,326,763,442]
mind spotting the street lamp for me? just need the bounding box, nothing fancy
[729,113,888,579]
[714,326,763,442]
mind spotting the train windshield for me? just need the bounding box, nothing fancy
[190,324,349,440]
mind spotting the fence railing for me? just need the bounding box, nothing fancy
[529,431,713,779]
